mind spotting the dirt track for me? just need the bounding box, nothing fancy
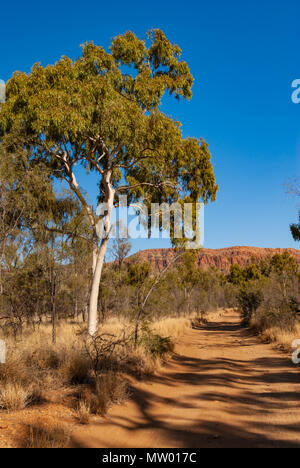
[71,310,300,448]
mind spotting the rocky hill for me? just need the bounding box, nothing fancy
[127,246,300,272]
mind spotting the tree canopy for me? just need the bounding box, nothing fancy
[0,29,217,213]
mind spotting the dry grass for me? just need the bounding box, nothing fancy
[64,351,91,385]
[0,382,31,411]
[24,420,69,448]
[89,372,128,415]
[0,381,44,411]
[76,400,90,425]
[126,345,161,376]
[0,315,192,420]
[254,321,300,353]
[152,317,191,338]
[207,309,227,321]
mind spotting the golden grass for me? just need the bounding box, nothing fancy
[0,314,191,353]
[24,420,69,448]
[151,317,191,339]
[0,314,193,417]
[126,345,162,376]
[207,309,229,320]
[76,400,91,425]
[256,322,300,353]
[89,372,128,415]
[0,382,31,411]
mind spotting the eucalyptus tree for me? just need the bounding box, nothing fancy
[0,141,54,301]
[0,29,218,335]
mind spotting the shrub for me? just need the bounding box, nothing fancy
[140,333,174,357]
[254,304,297,333]
[238,285,263,326]
[29,384,45,406]
[87,372,127,416]
[64,352,91,385]
[251,272,300,333]
[27,347,61,370]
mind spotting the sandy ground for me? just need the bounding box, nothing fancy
[71,310,300,448]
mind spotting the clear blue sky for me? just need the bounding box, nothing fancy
[0,0,299,254]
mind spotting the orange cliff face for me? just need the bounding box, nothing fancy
[126,246,300,272]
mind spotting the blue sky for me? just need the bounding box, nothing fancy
[0,0,299,254]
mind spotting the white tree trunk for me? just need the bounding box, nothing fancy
[88,177,115,336]
[88,238,108,335]
[58,157,116,336]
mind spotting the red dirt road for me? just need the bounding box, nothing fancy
[71,311,300,448]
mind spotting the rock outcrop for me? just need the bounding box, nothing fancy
[127,246,300,272]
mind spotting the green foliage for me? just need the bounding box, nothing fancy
[0,29,217,249]
[139,332,173,357]
[228,263,261,286]
[234,252,299,331]
[269,251,298,275]
[253,274,299,333]
[243,264,261,281]
[238,284,263,326]
[290,214,300,241]
[255,303,297,333]
[288,179,299,241]
[126,262,151,286]
[228,264,244,286]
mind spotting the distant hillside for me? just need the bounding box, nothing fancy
[126,246,300,272]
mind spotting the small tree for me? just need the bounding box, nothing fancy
[0,30,218,335]
[173,251,200,314]
[110,237,132,272]
[290,214,300,241]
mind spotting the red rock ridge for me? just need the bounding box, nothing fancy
[127,246,300,272]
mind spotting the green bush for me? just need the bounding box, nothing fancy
[140,333,174,357]
[249,271,299,333]
[254,294,299,333]
[238,286,263,326]
[254,304,297,333]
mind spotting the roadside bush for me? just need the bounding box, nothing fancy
[252,273,299,333]
[238,283,263,326]
[254,303,297,333]
[139,332,174,358]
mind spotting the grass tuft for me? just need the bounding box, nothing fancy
[0,382,31,411]
[24,421,69,448]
